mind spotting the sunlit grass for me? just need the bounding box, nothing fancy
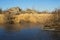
[13,13,55,24]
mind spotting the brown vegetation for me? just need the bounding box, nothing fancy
[0,7,60,30]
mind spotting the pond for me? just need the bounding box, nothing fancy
[0,24,60,40]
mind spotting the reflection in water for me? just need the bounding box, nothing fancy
[0,24,60,40]
[52,31,60,40]
[4,24,21,32]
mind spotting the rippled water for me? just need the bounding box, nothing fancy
[0,24,60,40]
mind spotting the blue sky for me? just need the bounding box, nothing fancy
[0,0,60,11]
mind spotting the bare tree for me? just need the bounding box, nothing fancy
[0,8,2,14]
[51,8,60,30]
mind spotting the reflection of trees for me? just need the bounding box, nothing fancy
[52,31,60,40]
[5,24,21,32]
[5,24,14,32]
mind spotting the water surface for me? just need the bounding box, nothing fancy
[0,24,60,40]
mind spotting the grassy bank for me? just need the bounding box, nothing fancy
[0,14,6,24]
[13,13,56,24]
[0,13,56,25]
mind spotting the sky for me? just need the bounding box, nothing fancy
[0,0,60,11]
